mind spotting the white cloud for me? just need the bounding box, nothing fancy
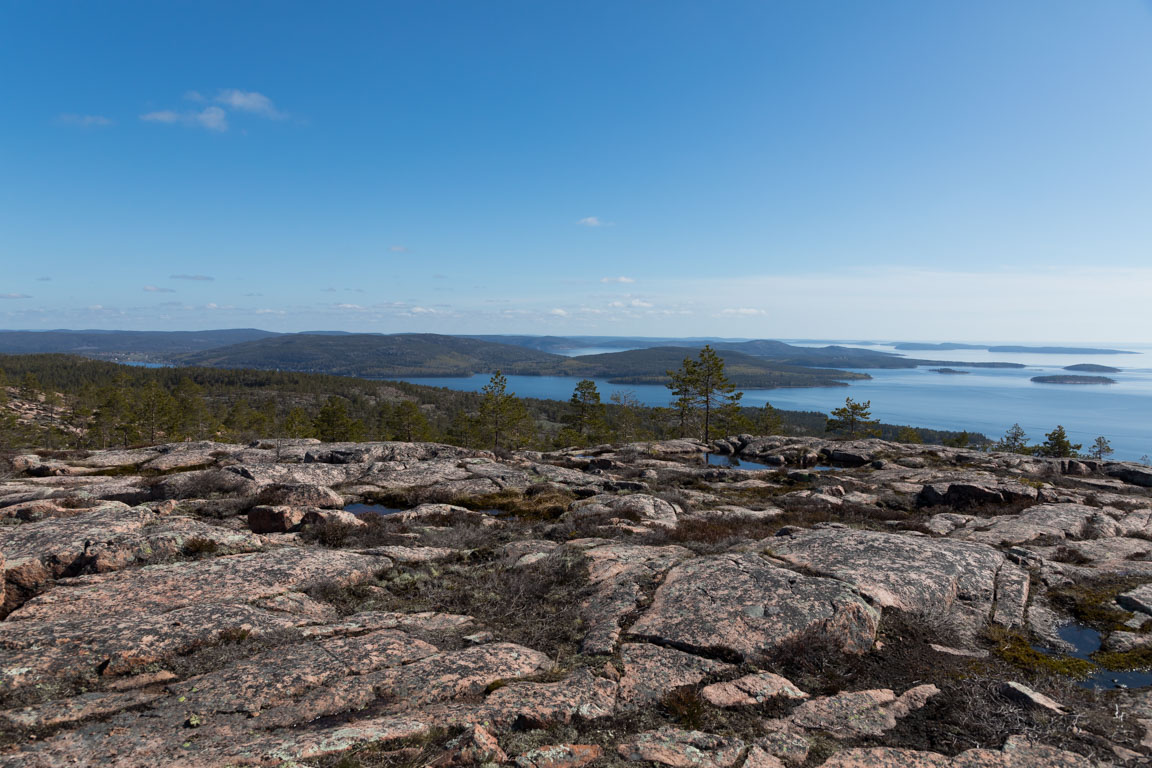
[721,307,767,316]
[0,293,31,299]
[140,110,181,124]
[410,306,436,314]
[143,285,176,293]
[254,308,285,315]
[578,216,614,227]
[600,276,635,284]
[215,89,285,118]
[58,114,114,127]
[170,274,214,281]
[608,301,625,308]
[183,90,205,102]
[549,308,569,317]
[389,245,410,253]
[630,299,654,308]
[141,107,227,132]
[195,106,228,132]
[335,303,365,310]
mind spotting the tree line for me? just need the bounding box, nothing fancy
[0,352,982,453]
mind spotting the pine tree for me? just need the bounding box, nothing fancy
[665,346,743,442]
[314,396,364,442]
[475,371,530,450]
[825,398,878,439]
[1039,425,1081,458]
[896,426,923,444]
[760,403,784,436]
[387,400,432,442]
[1087,436,1113,460]
[997,423,1030,454]
[566,379,606,441]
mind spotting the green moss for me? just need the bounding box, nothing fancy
[1048,578,1148,632]
[1093,646,1152,671]
[985,626,1095,679]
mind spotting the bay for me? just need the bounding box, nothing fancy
[398,342,1152,461]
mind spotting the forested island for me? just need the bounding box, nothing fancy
[1031,375,1117,385]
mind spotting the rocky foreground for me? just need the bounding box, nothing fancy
[2,437,1152,766]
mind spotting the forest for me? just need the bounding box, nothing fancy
[0,353,983,452]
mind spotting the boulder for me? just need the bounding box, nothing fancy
[700,672,807,708]
[254,482,344,509]
[616,643,733,712]
[629,553,879,661]
[617,728,745,768]
[782,684,939,737]
[768,528,1029,639]
[247,504,307,533]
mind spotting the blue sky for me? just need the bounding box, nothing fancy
[2,0,1152,341]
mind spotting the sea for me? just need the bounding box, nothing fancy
[398,342,1152,462]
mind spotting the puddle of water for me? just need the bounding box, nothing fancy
[1036,624,1152,690]
[344,504,405,516]
[704,454,839,471]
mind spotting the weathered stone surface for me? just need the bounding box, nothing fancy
[617,727,745,768]
[1000,681,1067,713]
[769,528,1029,638]
[0,689,160,729]
[515,744,603,768]
[629,553,879,660]
[169,629,438,714]
[783,685,939,737]
[617,643,733,711]
[938,503,1117,547]
[0,437,1145,766]
[373,643,552,708]
[0,503,264,614]
[819,736,1101,767]
[248,504,306,533]
[570,493,680,528]
[255,482,344,509]
[483,670,616,727]
[700,671,807,708]
[577,543,693,654]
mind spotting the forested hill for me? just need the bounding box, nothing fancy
[0,329,279,359]
[557,347,869,387]
[179,335,870,388]
[179,333,568,377]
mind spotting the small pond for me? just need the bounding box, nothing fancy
[344,504,404,516]
[704,453,837,471]
[1035,623,1152,690]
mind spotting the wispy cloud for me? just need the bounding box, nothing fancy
[215,89,285,119]
[36,277,51,282]
[143,285,176,293]
[58,114,114,127]
[578,216,613,227]
[600,276,635,284]
[183,90,205,102]
[630,299,653,308]
[549,308,569,317]
[0,293,31,299]
[721,307,767,316]
[141,107,227,132]
[389,245,410,253]
[170,274,214,281]
[335,303,365,310]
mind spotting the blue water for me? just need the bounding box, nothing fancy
[1046,623,1152,690]
[398,342,1152,461]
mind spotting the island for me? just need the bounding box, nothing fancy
[929,368,970,375]
[1031,375,1117,385]
[1064,364,1121,373]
